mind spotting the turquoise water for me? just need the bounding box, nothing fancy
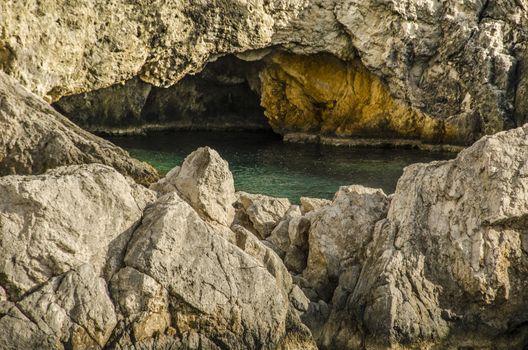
[107,131,454,203]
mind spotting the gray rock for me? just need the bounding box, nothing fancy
[318,125,528,349]
[124,192,316,349]
[266,206,312,275]
[234,192,291,239]
[266,205,303,258]
[0,71,159,185]
[0,163,155,299]
[0,305,58,350]
[0,264,117,350]
[300,197,331,214]
[303,185,390,301]
[151,147,236,226]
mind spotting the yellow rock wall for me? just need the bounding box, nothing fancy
[260,52,459,144]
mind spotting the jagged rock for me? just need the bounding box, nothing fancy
[318,126,528,349]
[300,197,331,214]
[303,185,390,301]
[0,264,117,350]
[109,267,171,346]
[234,192,291,239]
[266,205,303,258]
[15,264,117,349]
[151,147,236,226]
[124,192,316,349]
[3,1,527,143]
[266,206,312,274]
[0,163,155,299]
[0,71,159,185]
[0,0,307,100]
[0,304,58,350]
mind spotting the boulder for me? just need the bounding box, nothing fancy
[151,147,236,226]
[303,185,390,301]
[266,206,312,274]
[123,192,316,349]
[234,192,291,239]
[300,197,331,214]
[318,125,528,349]
[0,71,159,185]
[0,264,117,350]
[0,163,155,299]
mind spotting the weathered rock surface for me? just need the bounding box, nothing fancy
[299,197,331,214]
[301,185,390,302]
[274,0,528,141]
[2,124,528,349]
[0,71,159,185]
[261,52,453,143]
[309,126,528,349]
[53,77,153,133]
[234,192,292,239]
[0,160,316,349]
[0,0,306,101]
[0,264,118,350]
[0,163,155,300]
[122,192,316,349]
[151,146,236,226]
[3,0,528,144]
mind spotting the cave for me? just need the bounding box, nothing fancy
[54,50,471,148]
[53,54,270,134]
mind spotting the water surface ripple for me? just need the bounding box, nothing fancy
[107,131,454,203]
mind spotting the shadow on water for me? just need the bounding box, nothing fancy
[107,130,455,203]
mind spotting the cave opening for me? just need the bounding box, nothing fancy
[53,54,271,135]
[53,50,464,148]
[52,51,457,201]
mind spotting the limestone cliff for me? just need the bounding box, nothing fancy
[3,0,528,144]
[53,56,269,134]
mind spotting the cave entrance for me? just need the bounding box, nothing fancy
[53,54,271,134]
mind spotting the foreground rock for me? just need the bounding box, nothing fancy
[300,126,528,349]
[2,124,528,349]
[0,164,155,300]
[0,71,159,185]
[121,192,315,349]
[234,192,292,239]
[0,264,118,350]
[151,146,236,226]
[0,164,155,349]
[0,159,316,348]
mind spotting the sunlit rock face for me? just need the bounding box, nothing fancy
[261,52,466,145]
